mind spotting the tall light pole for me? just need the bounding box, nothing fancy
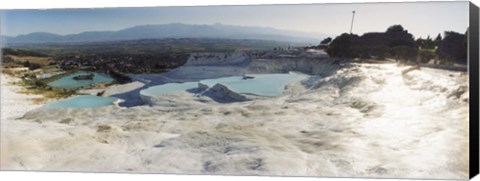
[350,11,356,34]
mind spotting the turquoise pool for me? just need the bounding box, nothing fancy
[200,73,308,96]
[43,95,119,109]
[47,72,114,89]
[141,73,308,97]
[140,82,198,97]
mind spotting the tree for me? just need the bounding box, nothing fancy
[434,33,442,45]
[386,25,405,34]
[392,46,418,62]
[416,36,435,49]
[370,45,390,60]
[320,37,332,45]
[436,31,467,64]
[28,63,42,70]
[23,60,41,70]
[418,49,435,63]
[23,60,30,68]
[326,33,359,58]
[327,24,417,61]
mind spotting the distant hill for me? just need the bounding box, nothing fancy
[2,23,326,45]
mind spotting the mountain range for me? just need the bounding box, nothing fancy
[1,23,326,44]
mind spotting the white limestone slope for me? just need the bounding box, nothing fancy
[1,63,469,179]
[1,75,47,168]
[78,81,145,96]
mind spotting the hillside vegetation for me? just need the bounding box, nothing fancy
[325,25,467,65]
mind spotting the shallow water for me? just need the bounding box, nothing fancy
[200,73,308,96]
[47,72,113,89]
[141,73,309,97]
[140,82,198,97]
[42,95,118,109]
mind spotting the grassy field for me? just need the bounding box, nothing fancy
[6,55,52,66]
[2,62,25,69]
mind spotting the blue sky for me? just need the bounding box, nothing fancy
[0,1,469,38]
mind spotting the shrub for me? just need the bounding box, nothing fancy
[418,49,435,63]
[28,63,42,70]
[1,56,13,62]
[34,80,46,88]
[392,46,418,62]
